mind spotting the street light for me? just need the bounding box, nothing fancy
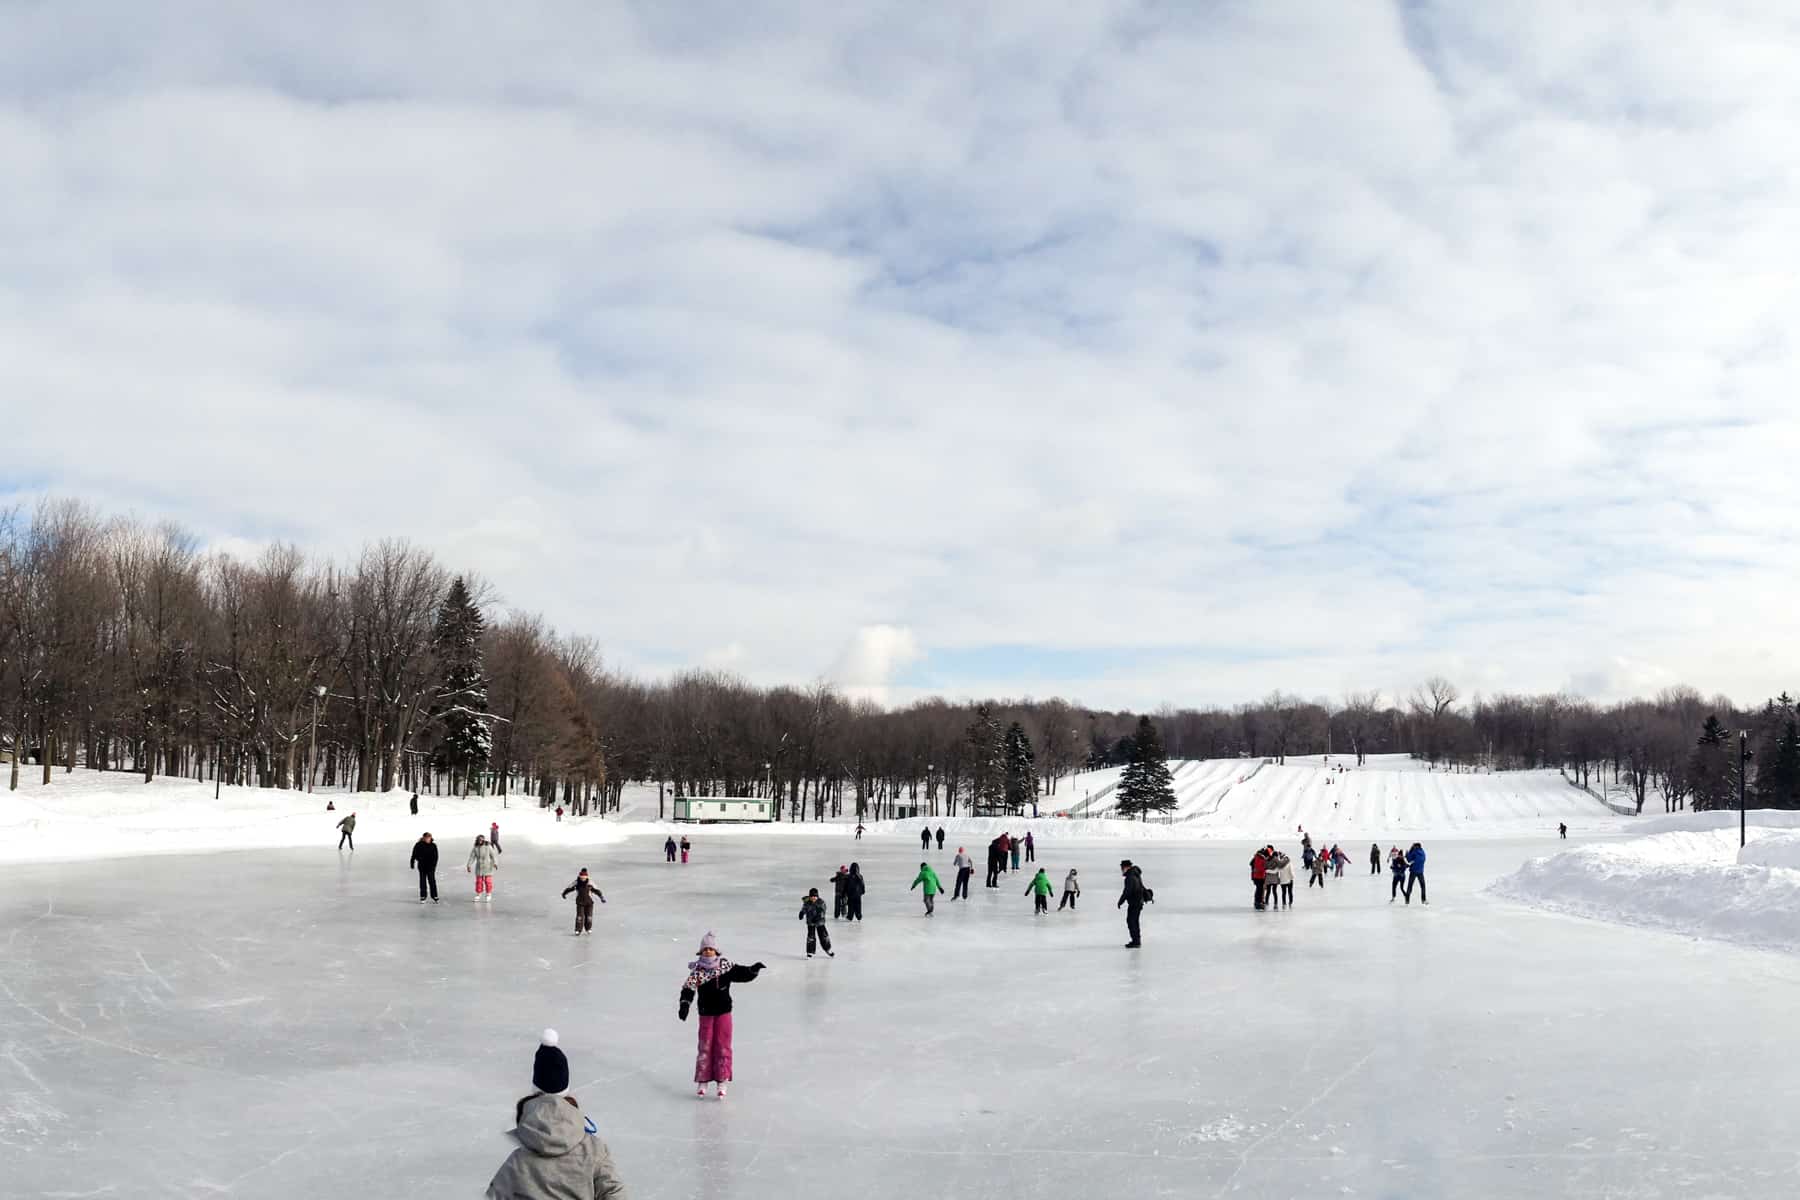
[764,761,772,801]
[1740,730,1753,848]
[308,685,326,793]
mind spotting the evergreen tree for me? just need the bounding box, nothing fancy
[965,703,1005,814]
[1115,715,1176,821]
[1690,715,1732,812]
[1760,718,1800,809]
[1003,722,1036,815]
[430,576,492,796]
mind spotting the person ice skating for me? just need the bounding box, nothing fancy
[1025,868,1054,914]
[664,837,678,863]
[1058,868,1080,911]
[1370,842,1381,874]
[468,834,499,901]
[409,792,418,816]
[1308,851,1328,889]
[1250,847,1269,910]
[935,826,946,850]
[1009,838,1022,871]
[1388,846,1407,901]
[555,805,563,823]
[410,832,439,903]
[562,869,605,935]
[845,863,866,921]
[1559,822,1568,839]
[1404,842,1428,905]
[490,822,503,854]
[1275,850,1295,908]
[799,889,834,957]
[1301,843,1316,872]
[679,837,691,864]
[1024,831,1036,863]
[678,933,766,1099]
[921,826,932,851]
[910,861,944,915]
[854,823,865,840]
[483,1029,628,1200]
[985,838,1003,888]
[336,811,356,851]
[1117,859,1151,948]
[997,833,1012,876]
[951,847,974,900]
[1331,845,1347,878]
[831,865,850,919]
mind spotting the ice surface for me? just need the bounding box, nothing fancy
[10,831,1800,1197]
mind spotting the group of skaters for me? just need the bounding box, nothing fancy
[402,822,508,903]
[1248,833,1429,909]
[663,836,693,863]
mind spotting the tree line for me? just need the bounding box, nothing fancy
[3,500,1795,817]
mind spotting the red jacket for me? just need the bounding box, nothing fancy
[1250,853,1268,881]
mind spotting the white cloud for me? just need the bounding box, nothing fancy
[6,2,1800,707]
[829,625,921,705]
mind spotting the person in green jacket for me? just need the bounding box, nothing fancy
[910,862,944,916]
[1025,868,1054,914]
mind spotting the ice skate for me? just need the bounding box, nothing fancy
[716,1084,728,1099]
[696,1086,707,1098]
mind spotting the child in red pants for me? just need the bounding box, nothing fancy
[677,932,765,1099]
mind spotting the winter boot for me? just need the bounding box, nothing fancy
[717,1084,728,1099]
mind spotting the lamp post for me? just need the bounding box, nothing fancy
[764,761,772,802]
[1740,730,1752,848]
[307,685,326,793]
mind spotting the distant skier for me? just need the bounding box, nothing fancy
[910,861,944,915]
[409,831,439,903]
[467,834,499,902]
[336,811,356,851]
[845,863,866,921]
[1404,843,1428,905]
[951,846,974,900]
[1117,859,1151,948]
[561,868,605,935]
[484,1029,628,1199]
[1559,823,1568,839]
[799,889,834,958]
[1058,868,1080,911]
[665,836,678,863]
[677,932,766,1100]
[935,826,946,850]
[831,865,851,919]
[1389,846,1407,901]
[1023,831,1035,863]
[680,836,691,864]
[490,822,502,854]
[1370,842,1381,874]
[1025,868,1054,914]
[921,826,932,851]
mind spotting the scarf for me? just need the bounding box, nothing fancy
[684,956,732,993]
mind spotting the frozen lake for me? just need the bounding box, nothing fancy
[7,833,1800,1198]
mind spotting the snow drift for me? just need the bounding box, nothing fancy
[1489,826,1800,954]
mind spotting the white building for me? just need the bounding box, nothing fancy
[671,797,774,823]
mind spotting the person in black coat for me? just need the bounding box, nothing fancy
[985,838,1003,888]
[935,826,946,850]
[678,934,766,1099]
[798,889,834,957]
[409,793,419,815]
[844,863,866,921]
[831,865,851,919]
[920,826,931,851]
[409,833,439,902]
[1117,859,1152,948]
[561,869,606,935]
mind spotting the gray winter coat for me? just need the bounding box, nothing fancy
[468,843,499,874]
[486,1092,627,1200]
[1063,871,1080,896]
[953,853,973,872]
[337,814,356,833]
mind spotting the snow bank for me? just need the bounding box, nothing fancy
[1738,830,1800,870]
[1489,826,1800,954]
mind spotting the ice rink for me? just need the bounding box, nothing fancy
[8,832,1800,1198]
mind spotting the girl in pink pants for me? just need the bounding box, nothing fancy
[677,932,765,1099]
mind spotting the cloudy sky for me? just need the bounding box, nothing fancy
[5,2,1800,710]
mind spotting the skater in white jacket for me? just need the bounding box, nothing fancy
[468,835,499,901]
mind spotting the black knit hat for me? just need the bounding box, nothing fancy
[533,1029,569,1095]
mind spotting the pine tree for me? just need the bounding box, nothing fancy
[1115,716,1176,821]
[430,576,492,796]
[1003,722,1036,815]
[965,703,1005,815]
[1690,715,1732,812]
[1760,718,1800,809]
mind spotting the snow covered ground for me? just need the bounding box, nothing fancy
[1491,816,1800,953]
[10,832,1800,1198]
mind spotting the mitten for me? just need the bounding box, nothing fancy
[678,1001,690,1021]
